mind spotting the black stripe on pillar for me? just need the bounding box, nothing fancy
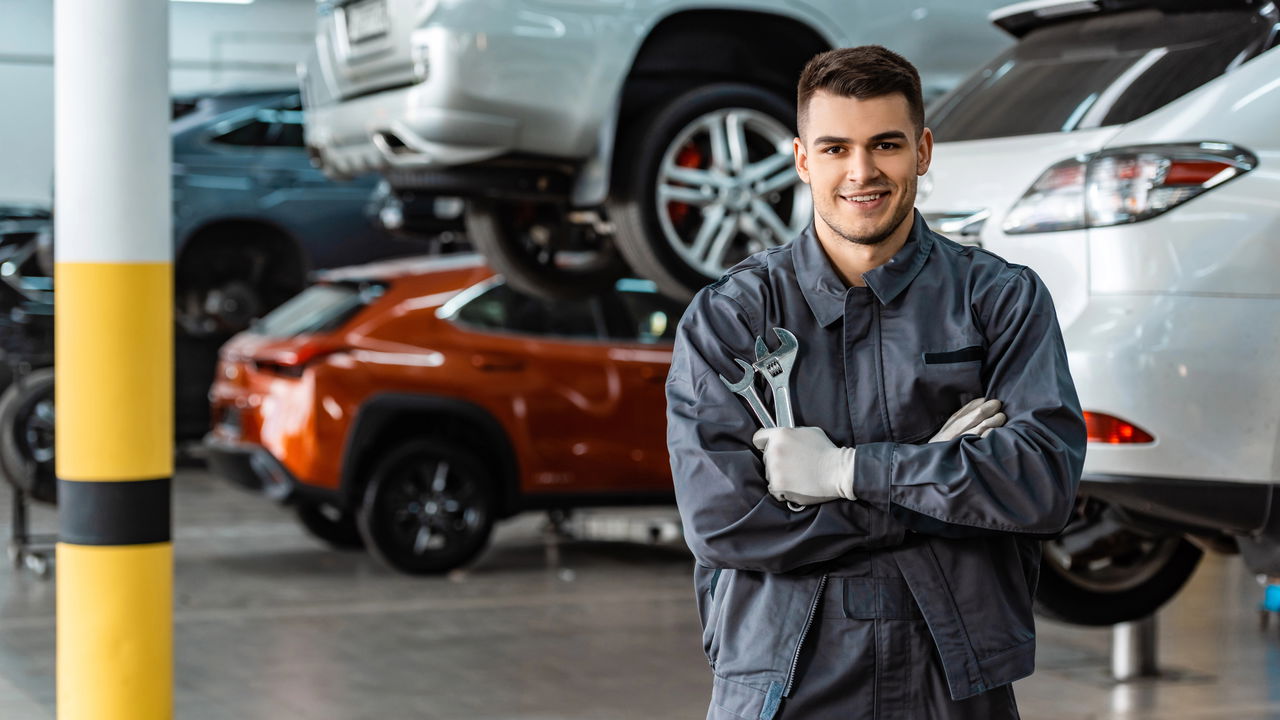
[58,477,172,546]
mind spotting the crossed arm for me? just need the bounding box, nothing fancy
[665,270,1086,574]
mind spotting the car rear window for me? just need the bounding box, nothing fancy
[928,9,1276,142]
[253,282,385,337]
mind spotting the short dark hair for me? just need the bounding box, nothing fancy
[796,46,924,139]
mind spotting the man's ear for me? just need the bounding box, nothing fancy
[916,127,934,176]
[793,137,810,185]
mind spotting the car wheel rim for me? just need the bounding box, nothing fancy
[654,107,810,277]
[384,458,485,557]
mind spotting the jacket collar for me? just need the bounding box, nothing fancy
[793,209,934,326]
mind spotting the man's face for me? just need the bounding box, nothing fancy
[794,91,933,246]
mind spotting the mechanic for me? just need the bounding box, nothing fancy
[665,46,1086,719]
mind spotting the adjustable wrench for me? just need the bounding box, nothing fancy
[753,328,798,429]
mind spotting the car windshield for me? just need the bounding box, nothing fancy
[253,282,384,337]
[928,8,1276,142]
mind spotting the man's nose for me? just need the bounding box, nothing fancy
[844,148,880,186]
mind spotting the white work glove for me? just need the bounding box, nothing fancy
[751,398,1007,508]
[752,426,855,506]
[930,397,1005,442]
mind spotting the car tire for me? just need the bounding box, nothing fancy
[465,198,628,300]
[356,438,496,575]
[294,500,365,550]
[0,367,56,504]
[175,230,306,338]
[1035,535,1203,626]
[608,83,810,301]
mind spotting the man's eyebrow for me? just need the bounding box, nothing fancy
[812,131,910,146]
[870,130,909,142]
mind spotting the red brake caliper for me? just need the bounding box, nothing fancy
[668,142,704,227]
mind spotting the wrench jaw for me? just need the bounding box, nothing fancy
[719,358,777,429]
[753,329,798,363]
[719,358,756,393]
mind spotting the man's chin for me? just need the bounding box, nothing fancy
[827,202,916,246]
[831,218,894,246]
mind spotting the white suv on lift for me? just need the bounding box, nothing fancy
[920,0,1280,624]
[301,0,1009,300]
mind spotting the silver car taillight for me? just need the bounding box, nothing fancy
[1002,157,1088,234]
[1003,143,1257,234]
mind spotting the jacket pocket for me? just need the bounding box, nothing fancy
[923,345,984,365]
[697,565,729,667]
[895,345,986,442]
[708,570,819,688]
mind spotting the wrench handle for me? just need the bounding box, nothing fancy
[745,389,777,429]
[773,388,794,428]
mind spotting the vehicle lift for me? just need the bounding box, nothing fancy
[1112,616,1159,681]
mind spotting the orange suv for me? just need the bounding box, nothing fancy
[204,254,684,574]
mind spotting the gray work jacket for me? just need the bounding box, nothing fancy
[666,211,1086,719]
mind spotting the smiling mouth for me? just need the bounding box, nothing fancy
[839,191,889,205]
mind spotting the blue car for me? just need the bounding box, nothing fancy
[170,88,438,337]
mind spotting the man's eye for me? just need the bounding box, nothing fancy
[823,146,844,155]
[877,142,901,151]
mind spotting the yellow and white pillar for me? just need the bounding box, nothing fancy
[54,1,173,718]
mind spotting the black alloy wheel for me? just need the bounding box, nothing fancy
[465,198,628,301]
[356,438,496,575]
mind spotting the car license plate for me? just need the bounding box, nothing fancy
[345,0,388,44]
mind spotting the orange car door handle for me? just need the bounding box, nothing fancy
[472,353,525,372]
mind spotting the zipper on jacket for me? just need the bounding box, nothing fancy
[783,573,828,696]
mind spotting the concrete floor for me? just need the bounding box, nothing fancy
[1,467,1278,719]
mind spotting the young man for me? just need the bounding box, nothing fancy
[665,46,1086,719]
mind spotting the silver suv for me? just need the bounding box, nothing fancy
[302,0,1008,299]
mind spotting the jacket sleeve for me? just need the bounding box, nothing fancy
[853,267,1087,538]
[667,284,906,573]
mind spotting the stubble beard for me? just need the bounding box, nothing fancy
[817,174,917,247]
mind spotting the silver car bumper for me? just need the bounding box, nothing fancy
[307,83,520,179]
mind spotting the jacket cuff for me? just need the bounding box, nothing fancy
[852,441,896,513]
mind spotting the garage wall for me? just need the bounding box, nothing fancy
[0,0,317,205]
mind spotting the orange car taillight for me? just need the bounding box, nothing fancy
[1003,142,1257,234]
[1083,411,1154,444]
